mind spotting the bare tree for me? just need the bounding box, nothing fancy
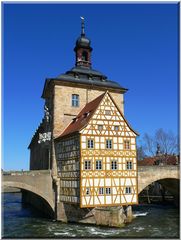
[155,128,178,155]
[142,128,179,157]
[137,146,147,160]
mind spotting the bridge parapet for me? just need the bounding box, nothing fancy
[3,170,51,176]
[138,165,180,172]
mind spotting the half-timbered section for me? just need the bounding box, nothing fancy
[55,134,80,203]
[79,92,138,207]
[55,91,138,208]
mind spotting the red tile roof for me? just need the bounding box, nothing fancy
[138,157,156,166]
[138,155,179,166]
[55,92,106,139]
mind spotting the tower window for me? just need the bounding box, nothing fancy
[72,94,79,107]
[87,139,94,149]
[124,140,130,150]
[96,160,102,170]
[106,139,112,149]
[82,51,88,61]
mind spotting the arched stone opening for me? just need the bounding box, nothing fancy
[138,178,179,206]
[2,182,55,218]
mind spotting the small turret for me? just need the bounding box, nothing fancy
[74,17,92,68]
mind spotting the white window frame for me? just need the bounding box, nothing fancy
[126,161,132,170]
[106,139,112,149]
[87,139,94,149]
[72,94,79,107]
[111,160,118,170]
[105,187,111,195]
[84,160,91,170]
[99,187,104,195]
[125,187,132,194]
[96,160,102,170]
[124,140,130,150]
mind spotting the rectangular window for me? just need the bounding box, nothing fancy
[126,161,132,170]
[106,139,112,149]
[84,160,91,170]
[105,187,111,194]
[72,94,79,107]
[105,110,111,115]
[87,139,94,149]
[125,187,131,194]
[114,126,119,131]
[96,160,102,170]
[99,187,104,195]
[124,140,130,150]
[98,125,103,131]
[111,160,118,170]
[86,188,90,195]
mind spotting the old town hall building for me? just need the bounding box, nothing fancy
[29,19,138,211]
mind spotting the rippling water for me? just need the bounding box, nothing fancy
[2,193,180,238]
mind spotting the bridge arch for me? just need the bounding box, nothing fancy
[138,165,179,194]
[2,181,55,215]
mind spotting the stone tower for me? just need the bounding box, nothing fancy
[28,18,128,176]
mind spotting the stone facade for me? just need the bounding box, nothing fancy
[53,85,124,137]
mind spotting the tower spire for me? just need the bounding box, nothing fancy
[80,16,85,36]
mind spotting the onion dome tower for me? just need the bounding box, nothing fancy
[74,17,92,68]
[42,17,128,99]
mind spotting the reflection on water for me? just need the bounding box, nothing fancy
[2,193,180,238]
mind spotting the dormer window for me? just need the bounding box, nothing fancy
[72,94,79,107]
[74,73,79,79]
[83,112,90,118]
[72,117,78,123]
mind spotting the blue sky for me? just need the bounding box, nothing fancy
[3,3,179,170]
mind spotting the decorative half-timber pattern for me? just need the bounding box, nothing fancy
[56,91,138,208]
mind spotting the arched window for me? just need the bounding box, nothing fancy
[82,51,88,61]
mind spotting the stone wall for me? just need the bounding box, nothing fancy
[56,202,132,227]
[53,85,124,137]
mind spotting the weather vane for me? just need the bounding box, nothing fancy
[80,16,85,36]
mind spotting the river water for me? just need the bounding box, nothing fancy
[2,192,180,239]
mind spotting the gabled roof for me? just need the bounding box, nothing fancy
[55,91,139,141]
[55,92,106,139]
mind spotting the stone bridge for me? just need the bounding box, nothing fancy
[2,165,180,218]
[2,170,55,216]
[138,165,180,194]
